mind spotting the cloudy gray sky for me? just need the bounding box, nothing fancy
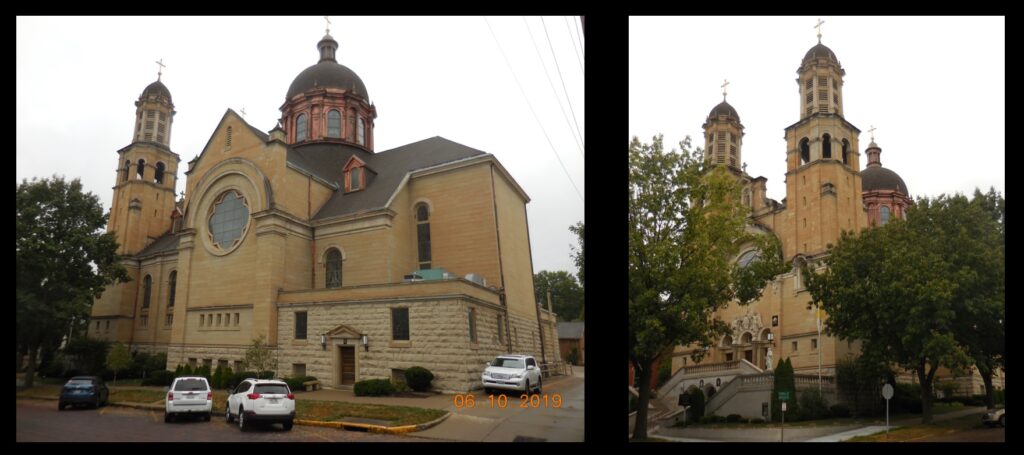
[630,16,1004,202]
[17,16,584,275]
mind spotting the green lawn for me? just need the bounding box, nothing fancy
[294,399,446,426]
[845,413,984,442]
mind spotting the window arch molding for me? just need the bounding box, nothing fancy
[323,247,344,289]
[319,244,347,264]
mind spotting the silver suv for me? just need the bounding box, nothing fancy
[225,379,295,431]
[481,354,542,395]
[165,376,212,422]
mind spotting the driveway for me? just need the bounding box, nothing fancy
[417,367,584,442]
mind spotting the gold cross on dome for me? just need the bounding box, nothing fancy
[241,108,247,117]
[722,78,730,100]
[815,19,825,43]
[324,16,331,34]
[155,58,166,81]
[868,125,877,142]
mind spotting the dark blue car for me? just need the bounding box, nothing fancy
[58,376,109,410]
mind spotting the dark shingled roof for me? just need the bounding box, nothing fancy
[558,321,584,340]
[136,231,180,257]
[298,137,488,221]
[141,80,172,102]
[861,166,909,195]
[708,101,740,121]
[803,43,840,65]
[287,61,368,100]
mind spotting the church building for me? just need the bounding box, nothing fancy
[88,29,560,392]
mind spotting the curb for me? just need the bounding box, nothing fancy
[18,395,165,411]
[295,411,450,435]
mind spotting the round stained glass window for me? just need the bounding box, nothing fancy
[209,191,249,250]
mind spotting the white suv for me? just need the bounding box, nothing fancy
[481,354,542,395]
[225,379,296,431]
[165,376,213,422]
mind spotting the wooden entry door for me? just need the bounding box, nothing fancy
[338,346,356,385]
[744,350,753,363]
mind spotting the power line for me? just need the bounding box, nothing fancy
[524,17,584,159]
[564,16,584,77]
[484,17,583,203]
[541,17,584,151]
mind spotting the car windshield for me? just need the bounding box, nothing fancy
[492,358,525,369]
[174,379,209,391]
[254,384,289,395]
[66,380,93,386]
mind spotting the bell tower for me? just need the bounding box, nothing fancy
[107,68,180,256]
[782,24,867,260]
[703,79,745,175]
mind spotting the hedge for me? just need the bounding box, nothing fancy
[404,366,434,392]
[354,378,394,397]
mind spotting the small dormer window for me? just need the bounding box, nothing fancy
[350,167,362,191]
[344,156,367,193]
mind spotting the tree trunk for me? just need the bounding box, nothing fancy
[24,343,37,388]
[979,366,995,410]
[632,362,652,440]
[917,366,934,424]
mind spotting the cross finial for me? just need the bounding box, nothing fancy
[868,125,877,142]
[324,16,331,35]
[241,107,247,117]
[722,78,730,100]
[815,19,825,44]
[742,162,748,173]
[155,58,166,81]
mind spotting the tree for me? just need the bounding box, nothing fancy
[242,334,279,377]
[105,342,131,385]
[17,176,130,388]
[802,194,996,424]
[628,135,784,440]
[770,358,799,422]
[533,270,584,322]
[569,222,584,288]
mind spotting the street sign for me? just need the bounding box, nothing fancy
[778,391,790,401]
[781,402,787,411]
[882,384,894,400]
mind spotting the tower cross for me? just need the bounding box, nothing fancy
[324,16,331,34]
[868,125,877,142]
[241,107,247,117]
[722,78,730,100]
[815,19,825,43]
[155,58,166,81]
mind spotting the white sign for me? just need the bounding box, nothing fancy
[781,402,787,412]
[882,383,894,400]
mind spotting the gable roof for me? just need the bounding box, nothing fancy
[304,136,488,221]
[187,109,269,175]
[558,321,584,339]
[136,231,180,258]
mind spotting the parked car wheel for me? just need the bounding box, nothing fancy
[536,378,542,395]
[283,420,293,431]
[204,412,211,422]
[523,379,530,396]
[58,402,66,411]
[164,412,172,423]
[94,397,100,409]
[238,406,247,432]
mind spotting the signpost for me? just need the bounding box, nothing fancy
[781,401,787,442]
[882,383,894,438]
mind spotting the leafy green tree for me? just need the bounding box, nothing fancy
[534,270,584,322]
[105,342,131,385]
[17,176,130,387]
[628,135,784,440]
[771,358,799,421]
[802,194,997,424]
[243,334,279,378]
[569,222,584,288]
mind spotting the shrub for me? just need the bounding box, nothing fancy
[567,348,580,366]
[257,370,276,380]
[726,414,743,423]
[404,366,435,392]
[685,388,706,420]
[211,364,225,389]
[829,404,851,418]
[195,364,211,381]
[698,415,727,424]
[284,376,306,391]
[748,417,767,424]
[771,358,799,422]
[391,379,410,393]
[141,370,175,386]
[799,390,830,420]
[63,338,111,375]
[993,388,1005,405]
[354,378,394,397]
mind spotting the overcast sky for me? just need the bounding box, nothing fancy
[17,16,584,276]
[630,16,1004,203]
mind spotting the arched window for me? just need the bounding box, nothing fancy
[822,134,832,159]
[142,275,152,309]
[124,161,132,182]
[738,250,761,267]
[880,205,891,226]
[166,271,177,308]
[296,113,308,141]
[137,159,146,180]
[325,248,342,288]
[800,138,810,165]
[842,139,850,165]
[416,204,431,269]
[741,332,753,344]
[328,110,341,138]
[155,162,165,184]
[722,335,733,347]
[357,118,366,146]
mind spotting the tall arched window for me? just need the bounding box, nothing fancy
[349,109,357,141]
[328,110,341,138]
[800,138,810,165]
[137,159,146,180]
[155,162,165,184]
[416,204,431,269]
[142,275,152,309]
[168,271,177,308]
[124,161,132,182]
[296,113,308,141]
[880,205,891,226]
[842,139,850,165]
[357,118,366,146]
[325,248,342,288]
[822,134,832,159]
